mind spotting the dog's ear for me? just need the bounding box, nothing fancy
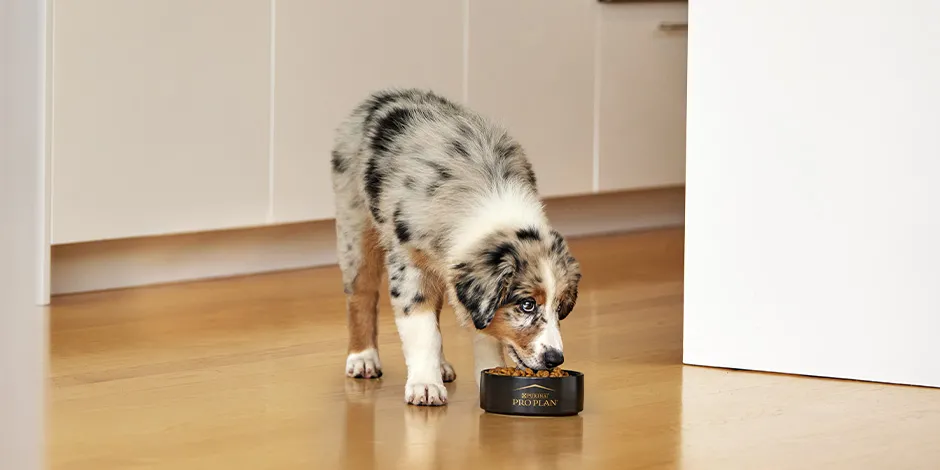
[453,257,515,330]
[557,279,579,320]
[551,231,581,320]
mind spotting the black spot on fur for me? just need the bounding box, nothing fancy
[455,270,512,329]
[516,227,541,241]
[452,263,479,321]
[452,140,470,158]
[421,91,461,112]
[457,122,474,141]
[525,167,537,188]
[454,277,483,327]
[390,288,401,298]
[453,241,521,329]
[422,161,452,196]
[331,150,349,173]
[393,205,411,243]
[431,235,446,253]
[496,140,522,160]
[404,176,416,190]
[423,160,452,180]
[362,90,405,126]
[484,242,519,269]
[413,294,426,305]
[550,230,566,255]
[371,108,416,155]
[364,157,386,223]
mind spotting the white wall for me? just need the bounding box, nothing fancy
[0,0,49,468]
[684,0,940,387]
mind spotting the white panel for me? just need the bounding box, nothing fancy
[272,0,464,223]
[51,0,271,244]
[597,2,687,192]
[468,0,595,198]
[684,0,940,387]
[1,0,48,467]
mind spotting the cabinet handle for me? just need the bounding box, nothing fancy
[598,0,686,3]
[658,21,688,32]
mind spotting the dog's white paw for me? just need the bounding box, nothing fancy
[441,361,457,383]
[346,349,382,379]
[404,381,448,406]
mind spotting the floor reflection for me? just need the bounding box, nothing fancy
[477,413,584,470]
[341,378,383,470]
[398,404,448,469]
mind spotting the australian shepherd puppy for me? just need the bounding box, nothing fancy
[330,89,581,406]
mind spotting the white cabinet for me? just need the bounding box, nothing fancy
[51,0,272,244]
[272,0,464,223]
[467,0,596,198]
[596,2,688,192]
[47,0,688,244]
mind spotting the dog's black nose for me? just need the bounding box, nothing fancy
[542,349,565,369]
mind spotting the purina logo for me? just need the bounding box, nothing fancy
[512,384,559,407]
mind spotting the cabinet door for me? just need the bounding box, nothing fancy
[468,0,596,198]
[597,2,688,192]
[51,0,271,244]
[272,0,464,223]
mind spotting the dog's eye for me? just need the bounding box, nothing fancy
[518,298,537,313]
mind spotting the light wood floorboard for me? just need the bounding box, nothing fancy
[49,228,940,469]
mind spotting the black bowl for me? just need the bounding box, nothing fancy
[479,369,584,417]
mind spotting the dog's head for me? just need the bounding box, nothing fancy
[451,227,581,370]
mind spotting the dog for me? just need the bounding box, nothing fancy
[330,88,581,406]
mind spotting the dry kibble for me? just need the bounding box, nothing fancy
[486,367,569,377]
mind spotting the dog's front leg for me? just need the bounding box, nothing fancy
[388,252,448,406]
[396,312,447,406]
[473,333,506,387]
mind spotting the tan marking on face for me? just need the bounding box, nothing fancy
[347,224,383,353]
[483,305,540,356]
[532,287,547,306]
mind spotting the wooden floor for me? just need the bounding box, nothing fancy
[49,228,940,469]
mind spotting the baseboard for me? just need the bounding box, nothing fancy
[51,186,685,296]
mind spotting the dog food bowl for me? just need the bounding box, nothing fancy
[479,368,584,417]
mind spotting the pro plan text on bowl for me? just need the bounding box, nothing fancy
[329,89,582,406]
[480,368,585,416]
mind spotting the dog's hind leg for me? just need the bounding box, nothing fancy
[335,189,385,379]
